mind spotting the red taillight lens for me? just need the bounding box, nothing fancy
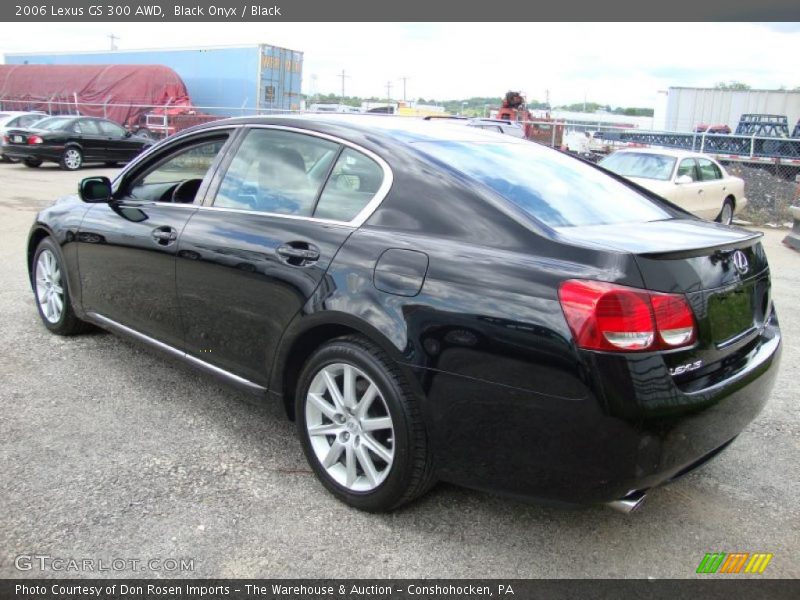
[27,135,43,145]
[559,280,696,352]
[651,294,696,347]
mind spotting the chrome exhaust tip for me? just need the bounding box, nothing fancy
[606,491,646,514]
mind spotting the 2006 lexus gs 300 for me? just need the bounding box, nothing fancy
[27,116,781,512]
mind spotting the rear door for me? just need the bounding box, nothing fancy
[696,157,726,218]
[176,126,389,385]
[97,118,142,162]
[77,130,234,348]
[72,119,105,161]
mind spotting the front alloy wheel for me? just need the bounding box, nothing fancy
[305,363,395,491]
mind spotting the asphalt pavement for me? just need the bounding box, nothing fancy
[0,162,797,578]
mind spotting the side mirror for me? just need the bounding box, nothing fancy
[675,174,693,185]
[79,176,112,203]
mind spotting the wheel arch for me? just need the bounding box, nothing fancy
[26,225,54,286]
[270,311,421,421]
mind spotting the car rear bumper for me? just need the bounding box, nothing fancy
[416,313,781,505]
[2,144,64,162]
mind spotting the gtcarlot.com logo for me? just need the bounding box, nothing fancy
[696,552,773,574]
[15,554,195,573]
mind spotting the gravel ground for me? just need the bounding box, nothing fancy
[0,163,798,579]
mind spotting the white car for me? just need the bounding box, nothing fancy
[0,111,48,162]
[599,148,747,225]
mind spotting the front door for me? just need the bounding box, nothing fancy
[77,131,234,348]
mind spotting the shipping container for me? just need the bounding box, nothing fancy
[4,44,303,115]
[654,86,800,133]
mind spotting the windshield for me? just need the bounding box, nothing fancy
[599,152,677,181]
[33,117,74,131]
[413,141,672,228]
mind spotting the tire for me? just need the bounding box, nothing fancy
[24,157,42,168]
[295,335,436,512]
[32,238,91,336]
[716,197,735,225]
[60,147,83,171]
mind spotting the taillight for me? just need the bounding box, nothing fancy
[558,280,696,352]
[27,135,43,145]
[2,135,8,144]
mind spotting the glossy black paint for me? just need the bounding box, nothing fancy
[27,115,782,506]
[4,116,151,165]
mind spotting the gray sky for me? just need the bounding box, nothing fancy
[1,22,798,106]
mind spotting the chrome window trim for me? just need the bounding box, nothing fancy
[212,124,394,228]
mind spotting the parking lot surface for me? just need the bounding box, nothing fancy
[0,163,798,578]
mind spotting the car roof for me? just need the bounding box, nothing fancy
[611,147,717,160]
[190,114,528,145]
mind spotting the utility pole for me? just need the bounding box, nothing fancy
[386,81,393,110]
[108,34,119,51]
[399,76,409,102]
[338,70,349,103]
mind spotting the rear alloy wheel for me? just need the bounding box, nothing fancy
[24,157,42,168]
[717,198,734,225]
[32,238,91,335]
[296,336,435,511]
[60,147,83,171]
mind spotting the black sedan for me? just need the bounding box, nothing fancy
[3,115,152,170]
[26,116,781,512]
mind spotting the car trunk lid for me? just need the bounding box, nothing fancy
[556,218,772,386]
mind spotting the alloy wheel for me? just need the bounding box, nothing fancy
[305,362,395,492]
[35,249,64,323]
[64,149,82,170]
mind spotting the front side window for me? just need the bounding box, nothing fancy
[127,138,227,203]
[676,159,698,181]
[697,158,722,181]
[418,141,672,228]
[314,148,384,221]
[599,152,677,181]
[214,129,338,216]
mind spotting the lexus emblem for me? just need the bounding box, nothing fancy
[732,250,749,275]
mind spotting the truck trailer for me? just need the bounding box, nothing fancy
[4,44,303,115]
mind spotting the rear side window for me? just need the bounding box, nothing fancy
[314,148,384,221]
[214,129,338,216]
[416,141,672,228]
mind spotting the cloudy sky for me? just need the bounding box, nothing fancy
[1,22,798,107]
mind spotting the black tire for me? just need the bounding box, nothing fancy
[295,335,436,512]
[31,237,91,336]
[716,197,735,225]
[60,147,83,171]
[24,157,42,168]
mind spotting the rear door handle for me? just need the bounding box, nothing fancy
[277,242,320,264]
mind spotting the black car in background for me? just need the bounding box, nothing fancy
[3,115,152,170]
[26,115,781,512]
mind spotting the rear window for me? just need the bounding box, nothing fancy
[414,141,672,228]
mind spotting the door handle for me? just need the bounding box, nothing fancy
[152,226,178,245]
[277,242,320,264]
